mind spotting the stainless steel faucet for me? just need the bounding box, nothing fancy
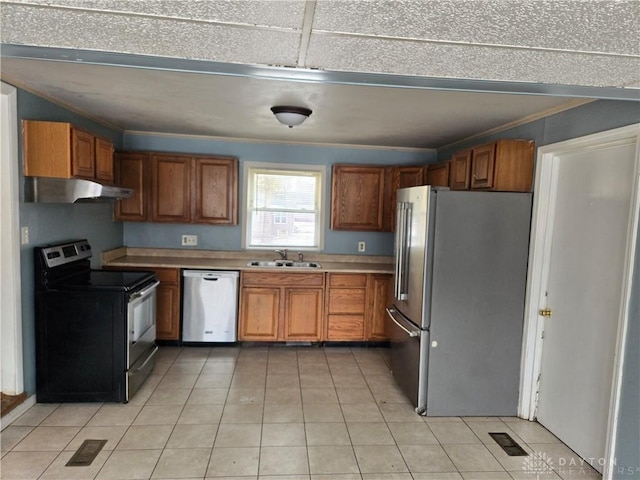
[298,252,304,262]
[275,249,288,260]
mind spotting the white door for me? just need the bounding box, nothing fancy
[536,138,637,472]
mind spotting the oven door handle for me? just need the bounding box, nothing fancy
[130,280,160,300]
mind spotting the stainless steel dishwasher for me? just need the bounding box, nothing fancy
[182,270,239,342]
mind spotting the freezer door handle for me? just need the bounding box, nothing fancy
[386,307,420,337]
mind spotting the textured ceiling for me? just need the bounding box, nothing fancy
[1,0,638,148]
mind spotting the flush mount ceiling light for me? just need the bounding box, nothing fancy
[270,106,312,128]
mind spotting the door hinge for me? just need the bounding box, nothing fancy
[541,330,544,339]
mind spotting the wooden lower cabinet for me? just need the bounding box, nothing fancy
[151,268,181,341]
[240,287,280,341]
[239,272,324,342]
[283,288,324,341]
[325,273,392,341]
[365,274,392,341]
[326,273,367,340]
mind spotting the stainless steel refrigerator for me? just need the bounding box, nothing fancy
[386,186,532,416]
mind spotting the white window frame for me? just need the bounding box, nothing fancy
[242,161,326,251]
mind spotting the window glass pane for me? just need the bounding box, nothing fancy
[249,211,317,247]
[253,172,317,210]
[246,164,323,250]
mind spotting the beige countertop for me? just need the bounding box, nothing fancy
[102,247,394,274]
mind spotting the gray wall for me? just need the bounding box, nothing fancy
[122,133,436,255]
[15,87,124,395]
[437,99,640,478]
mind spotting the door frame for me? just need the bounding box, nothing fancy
[1,82,24,397]
[518,123,640,479]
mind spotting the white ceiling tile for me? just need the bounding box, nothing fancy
[313,0,640,55]
[6,0,307,29]
[1,4,301,65]
[306,34,640,87]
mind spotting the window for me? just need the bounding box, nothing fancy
[245,162,325,250]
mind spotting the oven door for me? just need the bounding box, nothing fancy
[127,280,160,368]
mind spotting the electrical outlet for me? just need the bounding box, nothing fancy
[181,234,198,246]
[21,226,29,245]
[358,241,366,252]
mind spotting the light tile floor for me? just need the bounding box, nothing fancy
[1,346,602,480]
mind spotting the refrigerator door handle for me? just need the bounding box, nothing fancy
[395,202,411,301]
[386,307,420,337]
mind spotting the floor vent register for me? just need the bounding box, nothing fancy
[489,432,529,456]
[66,439,107,467]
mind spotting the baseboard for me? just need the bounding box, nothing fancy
[0,394,36,431]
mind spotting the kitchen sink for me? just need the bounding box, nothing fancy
[247,260,322,268]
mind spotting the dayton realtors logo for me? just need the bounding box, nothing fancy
[522,451,555,477]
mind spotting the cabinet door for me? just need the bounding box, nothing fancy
[23,120,73,178]
[387,166,426,231]
[283,288,323,341]
[365,274,392,341]
[154,268,180,341]
[450,150,472,190]
[115,153,148,221]
[95,137,114,183]
[156,284,180,340]
[470,143,496,189]
[151,155,192,223]
[331,165,385,231]
[395,166,425,188]
[71,128,95,179]
[239,287,280,341]
[426,161,450,187]
[194,157,238,224]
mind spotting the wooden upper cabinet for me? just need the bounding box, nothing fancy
[95,137,115,183]
[331,165,386,231]
[23,120,113,181]
[122,152,239,225]
[470,140,534,192]
[71,128,95,179]
[115,152,148,221]
[151,154,192,223]
[425,161,450,187]
[194,157,238,224]
[386,165,426,231]
[395,166,425,189]
[450,150,472,190]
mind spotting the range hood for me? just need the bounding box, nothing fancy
[26,177,134,203]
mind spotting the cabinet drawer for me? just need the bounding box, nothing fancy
[326,315,364,340]
[328,273,367,287]
[242,272,324,287]
[328,288,366,314]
